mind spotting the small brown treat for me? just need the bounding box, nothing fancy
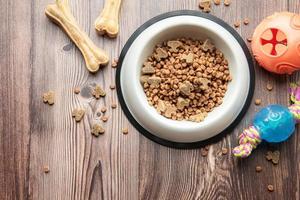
[111,103,117,109]
[234,21,240,28]
[213,0,220,5]
[221,147,228,155]
[181,53,194,64]
[243,18,250,25]
[147,76,161,87]
[255,99,262,105]
[96,112,102,117]
[72,108,85,122]
[42,91,55,105]
[140,75,150,84]
[195,78,210,90]
[111,59,118,68]
[224,0,231,6]
[101,107,107,113]
[142,62,156,74]
[164,104,177,118]
[267,185,274,192]
[199,0,211,13]
[205,145,210,151]
[177,97,190,110]
[91,123,105,137]
[201,148,208,157]
[266,151,273,161]
[167,40,183,52]
[189,112,207,122]
[43,165,50,173]
[92,85,106,99]
[272,150,280,165]
[157,100,167,113]
[179,81,194,96]
[74,87,81,94]
[154,48,168,61]
[110,85,116,90]
[201,39,215,52]
[122,128,129,135]
[266,83,273,91]
[247,37,252,43]
[255,165,262,173]
[101,116,108,122]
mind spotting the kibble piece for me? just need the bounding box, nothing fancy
[142,62,155,74]
[179,81,194,96]
[43,165,50,173]
[157,100,167,113]
[221,147,228,155]
[111,103,117,109]
[266,83,273,91]
[167,40,182,52]
[96,112,101,117]
[74,87,81,94]
[189,112,207,122]
[266,151,273,161]
[201,39,215,52]
[205,145,210,151]
[72,108,85,122]
[154,48,168,61]
[91,123,105,137]
[101,107,107,113]
[201,148,208,157]
[255,99,262,105]
[234,21,240,28]
[214,0,220,5]
[247,37,252,43]
[101,116,108,122]
[43,91,55,105]
[272,150,280,165]
[182,53,194,64]
[164,104,177,118]
[255,165,262,173]
[199,0,211,13]
[177,97,190,110]
[243,18,250,25]
[147,76,161,87]
[110,85,116,90]
[267,185,274,192]
[92,85,106,99]
[122,128,129,135]
[224,0,231,6]
[112,59,118,68]
[196,78,210,90]
[140,75,150,84]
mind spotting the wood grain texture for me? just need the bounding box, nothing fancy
[0,0,299,199]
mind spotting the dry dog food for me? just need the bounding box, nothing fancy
[91,123,105,136]
[72,108,85,122]
[43,91,55,105]
[199,0,211,13]
[140,38,232,122]
[92,85,106,99]
[266,150,280,165]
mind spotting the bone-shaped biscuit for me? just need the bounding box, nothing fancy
[94,0,122,38]
[45,0,109,72]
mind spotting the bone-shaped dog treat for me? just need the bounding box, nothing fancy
[94,0,122,38]
[45,0,109,72]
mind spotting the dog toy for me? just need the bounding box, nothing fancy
[233,83,300,158]
[251,12,300,74]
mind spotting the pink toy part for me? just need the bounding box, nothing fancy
[252,12,300,74]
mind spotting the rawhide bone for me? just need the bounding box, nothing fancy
[45,0,109,72]
[94,0,122,38]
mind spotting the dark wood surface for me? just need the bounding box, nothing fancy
[1,0,300,199]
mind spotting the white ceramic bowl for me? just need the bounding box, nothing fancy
[116,11,255,148]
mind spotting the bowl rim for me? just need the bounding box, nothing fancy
[116,10,255,149]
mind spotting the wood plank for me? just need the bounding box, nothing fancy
[0,0,32,199]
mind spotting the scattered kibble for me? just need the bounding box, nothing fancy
[112,59,118,68]
[265,150,280,165]
[234,21,240,28]
[101,116,108,122]
[91,123,105,137]
[247,37,252,43]
[74,87,81,94]
[201,148,208,157]
[111,103,117,109]
[43,91,55,105]
[267,184,274,192]
[243,18,250,25]
[213,0,220,5]
[43,165,50,173]
[122,128,129,135]
[72,108,85,122]
[92,85,106,99]
[266,83,273,91]
[101,107,107,113]
[255,99,262,105]
[199,0,211,13]
[255,165,262,173]
[205,145,210,151]
[221,147,228,155]
[224,0,231,6]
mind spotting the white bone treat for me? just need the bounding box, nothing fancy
[94,0,122,38]
[45,0,109,73]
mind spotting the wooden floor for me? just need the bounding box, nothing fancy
[1,0,300,199]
